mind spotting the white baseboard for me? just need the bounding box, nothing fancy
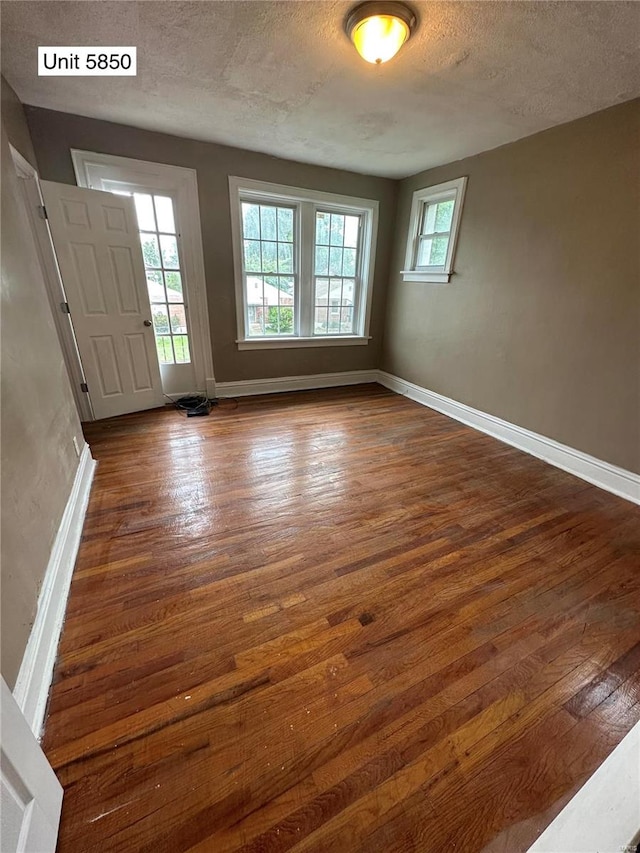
[378,371,640,506]
[205,377,216,399]
[216,370,379,398]
[527,720,640,852]
[13,443,96,738]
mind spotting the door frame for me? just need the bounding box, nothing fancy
[10,145,94,421]
[71,150,216,399]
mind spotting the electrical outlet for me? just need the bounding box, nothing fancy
[72,436,81,457]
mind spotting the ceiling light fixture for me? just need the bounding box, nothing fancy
[345,1,416,65]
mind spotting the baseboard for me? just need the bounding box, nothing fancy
[216,370,379,398]
[527,720,640,852]
[13,443,96,738]
[378,371,640,506]
[205,377,217,399]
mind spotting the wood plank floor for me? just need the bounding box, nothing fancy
[43,384,640,852]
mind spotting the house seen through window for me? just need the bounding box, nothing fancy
[242,202,295,336]
[231,178,378,347]
[314,211,360,335]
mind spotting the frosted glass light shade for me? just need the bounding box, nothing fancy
[346,2,416,65]
[352,14,409,64]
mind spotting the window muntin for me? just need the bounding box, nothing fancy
[402,177,467,284]
[241,202,296,337]
[133,192,191,364]
[231,178,378,347]
[313,211,361,335]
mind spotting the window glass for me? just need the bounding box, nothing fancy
[133,194,190,364]
[241,203,296,337]
[233,182,376,343]
[154,196,176,233]
[314,211,360,335]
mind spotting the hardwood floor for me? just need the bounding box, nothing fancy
[43,385,640,852]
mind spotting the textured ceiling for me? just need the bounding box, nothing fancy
[2,1,639,178]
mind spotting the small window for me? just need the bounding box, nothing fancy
[230,177,378,349]
[402,177,467,284]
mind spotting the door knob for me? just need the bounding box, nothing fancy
[143,319,152,327]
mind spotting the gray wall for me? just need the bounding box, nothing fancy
[25,106,398,384]
[382,99,640,474]
[1,79,84,688]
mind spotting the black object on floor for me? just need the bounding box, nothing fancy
[172,395,216,416]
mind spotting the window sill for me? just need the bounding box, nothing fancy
[237,336,371,351]
[401,270,452,284]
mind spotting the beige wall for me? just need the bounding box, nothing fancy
[1,79,84,688]
[25,106,398,384]
[382,99,640,473]
[1,77,38,169]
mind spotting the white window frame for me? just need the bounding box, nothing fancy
[402,176,468,284]
[229,176,378,350]
[71,149,216,397]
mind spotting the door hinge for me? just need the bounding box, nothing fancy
[80,382,89,393]
[38,204,48,220]
[61,301,71,314]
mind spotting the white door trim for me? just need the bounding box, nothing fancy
[10,144,93,421]
[71,149,216,398]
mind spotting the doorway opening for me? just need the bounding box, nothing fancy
[11,145,215,421]
[72,150,215,404]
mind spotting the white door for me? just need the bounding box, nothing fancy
[1,678,62,853]
[41,181,164,420]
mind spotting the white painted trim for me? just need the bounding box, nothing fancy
[216,370,378,398]
[402,176,467,284]
[378,371,640,505]
[399,270,451,284]
[527,720,640,852]
[228,175,378,345]
[71,149,215,399]
[236,335,371,350]
[227,175,380,209]
[205,377,217,399]
[13,444,96,738]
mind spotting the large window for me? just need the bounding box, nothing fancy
[402,177,467,284]
[230,178,378,349]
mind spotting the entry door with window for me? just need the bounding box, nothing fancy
[71,150,214,399]
[121,189,195,396]
[41,180,164,420]
[78,182,195,397]
[85,178,196,397]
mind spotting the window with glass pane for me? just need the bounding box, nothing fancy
[314,211,360,335]
[416,197,454,268]
[241,202,295,337]
[134,193,190,364]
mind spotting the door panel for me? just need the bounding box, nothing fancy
[41,181,164,419]
[1,678,63,853]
